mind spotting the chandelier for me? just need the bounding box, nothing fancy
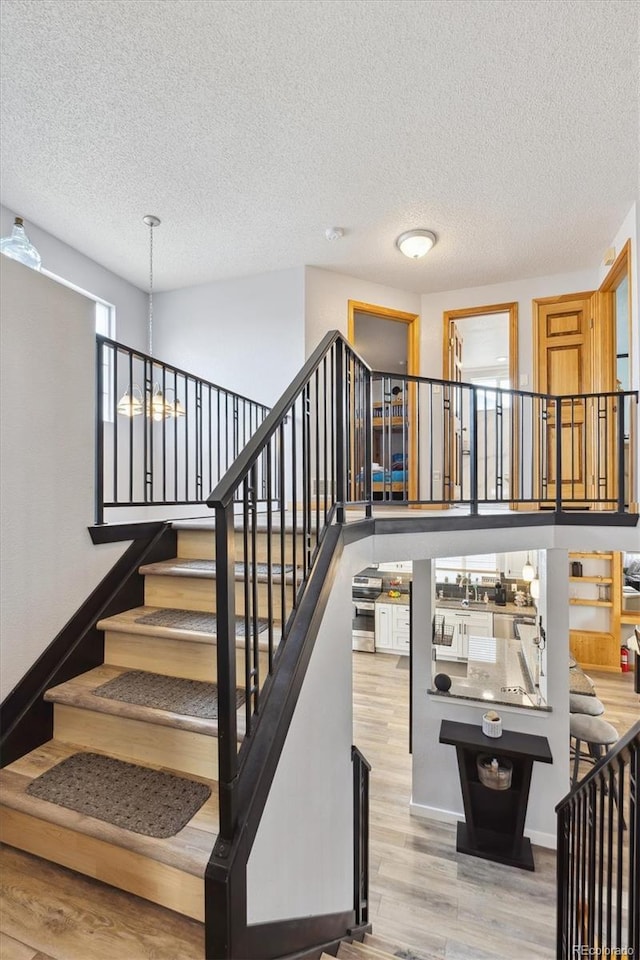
[117,215,185,420]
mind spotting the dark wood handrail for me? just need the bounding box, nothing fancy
[206,331,371,510]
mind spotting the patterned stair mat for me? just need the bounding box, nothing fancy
[174,560,295,581]
[94,670,245,718]
[26,752,211,838]
[135,608,269,636]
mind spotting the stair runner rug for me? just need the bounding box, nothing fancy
[174,560,295,581]
[94,670,246,718]
[135,608,269,636]
[26,752,211,838]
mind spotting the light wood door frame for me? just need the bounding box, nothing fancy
[533,292,595,507]
[347,301,420,501]
[595,240,635,511]
[442,302,519,504]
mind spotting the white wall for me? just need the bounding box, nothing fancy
[1,205,147,350]
[0,259,129,699]
[247,537,373,924]
[305,266,421,357]
[420,267,600,384]
[153,268,306,408]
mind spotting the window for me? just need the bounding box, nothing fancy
[470,375,512,410]
[436,554,499,576]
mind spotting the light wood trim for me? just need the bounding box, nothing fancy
[0,808,204,921]
[442,301,518,392]
[442,301,519,503]
[569,552,614,559]
[600,239,632,293]
[347,300,420,501]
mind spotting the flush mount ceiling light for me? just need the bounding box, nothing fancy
[395,229,436,259]
[496,356,508,363]
[325,227,344,241]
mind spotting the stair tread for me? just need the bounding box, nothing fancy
[0,739,218,877]
[98,605,278,648]
[44,665,246,739]
[172,515,315,534]
[139,558,301,582]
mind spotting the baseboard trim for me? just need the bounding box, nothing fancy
[409,801,556,850]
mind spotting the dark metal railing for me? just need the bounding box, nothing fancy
[369,371,637,512]
[556,721,639,960]
[95,336,271,523]
[207,332,371,842]
[352,744,371,927]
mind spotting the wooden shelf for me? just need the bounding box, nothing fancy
[569,552,613,560]
[621,612,640,625]
[570,598,613,608]
[569,576,613,584]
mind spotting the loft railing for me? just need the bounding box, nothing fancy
[95,336,271,524]
[556,721,639,960]
[205,332,371,958]
[206,332,370,842]
[368,371,637,512]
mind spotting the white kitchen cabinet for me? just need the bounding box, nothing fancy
[503,552,530,579]
[435,607,493,661]
[392,603,411,654]
[375,601,410,655]
[377,561,413,574]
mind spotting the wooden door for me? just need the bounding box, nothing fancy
[445,321,463,502]
[534,294,594,506]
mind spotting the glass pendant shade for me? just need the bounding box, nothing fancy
[116,385,144,417]
[0,217,42,270]
[530,577,540,600]
[522,555,535,582]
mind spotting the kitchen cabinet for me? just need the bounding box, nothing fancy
[375,601,410,655]
[502,552,530,579]
[435,607,493,661]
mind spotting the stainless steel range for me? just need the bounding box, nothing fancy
[352,574,382,653]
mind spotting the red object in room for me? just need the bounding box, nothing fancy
[620,646,629,672]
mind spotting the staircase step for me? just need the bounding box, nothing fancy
[0,740,218,920]
[175,523,305,563]
[45,666,244,778]
[99,606,273,683]
[348,938,401,959]
[141,561,298,616]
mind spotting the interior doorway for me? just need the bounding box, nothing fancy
[347,301,420,500]
[442,302,518,503]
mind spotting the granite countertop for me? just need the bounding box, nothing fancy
[435,600,536,617]
[430,635,549,711]
[376,593,410,606]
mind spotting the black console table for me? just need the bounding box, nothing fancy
[439,719,553,871]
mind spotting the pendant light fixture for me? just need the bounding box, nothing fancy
[117,215,185,419]
[522,553,535,582]
[0,216,42,271]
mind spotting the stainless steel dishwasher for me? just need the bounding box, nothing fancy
[493,612,516,640]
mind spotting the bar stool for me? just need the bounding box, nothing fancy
[569,693,605,716]
[570,714,618,785]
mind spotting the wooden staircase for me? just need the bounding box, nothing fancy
[329,933,427,960]
[0,519,296,924]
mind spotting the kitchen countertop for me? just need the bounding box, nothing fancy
[376,593,410,605]
[430,635,549,710]
[435,599,537,617]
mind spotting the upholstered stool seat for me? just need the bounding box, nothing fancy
[569,693,605,716]
[570,714,618,785]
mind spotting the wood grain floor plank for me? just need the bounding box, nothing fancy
[0,931,41,960]
[0,846,203,960]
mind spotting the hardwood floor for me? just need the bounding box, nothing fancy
[1,657,637,960]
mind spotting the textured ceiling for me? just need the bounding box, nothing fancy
[1,0,638,293]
